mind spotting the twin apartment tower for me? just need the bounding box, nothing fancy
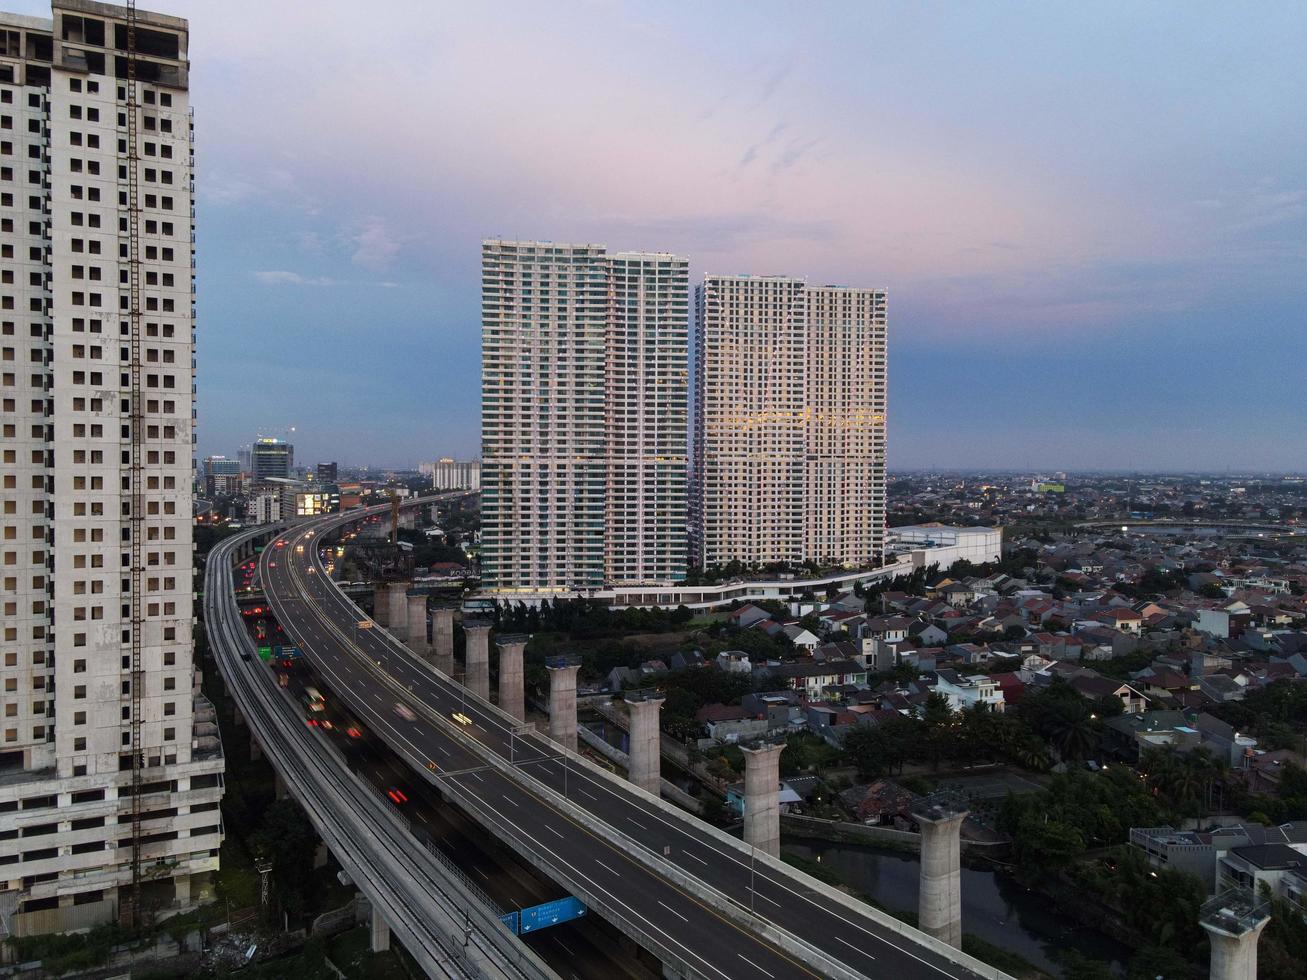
[480,240,887,593]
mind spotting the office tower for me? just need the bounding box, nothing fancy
[0,1,223,933]
[250,436,292,483]
[313,460,337,484]
[202,455,241,496]
[692,278,887,570]
[606,253,688,585]
[236,444,250,473]
[429,456,480,491]
[480,240,688,591]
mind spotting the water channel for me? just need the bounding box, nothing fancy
[783,839,1133,977]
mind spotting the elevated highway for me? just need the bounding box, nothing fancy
[205,525,558,980]
[257,499,1011,980]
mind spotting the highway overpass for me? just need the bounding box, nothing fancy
[254,499,1010,980]
[205,525,558,980]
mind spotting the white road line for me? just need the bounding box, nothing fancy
[737,954,775,977]
[593,859,619,875]
[684,850,708,866]
[656,900,688,923]
[578,789,599,802]
[543,825,565,840]
[748,887,781,908]
[474,868,489,880]
[835,935,873,959]
[501,795,519,807]
[628,817,647,830]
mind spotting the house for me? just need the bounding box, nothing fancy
[716,650,753,675]
[838,780,918,825]
[1066,673,1149,714]
[1196,608,1232,639]
[1218,845,1307,904]
[730,604,772,629]
[782,624,821,651]
[911,623,949,647]
[934,669,1006,713]
[1198,673,1246,703]
[1094,607,1145,635]
[767,660,868,697]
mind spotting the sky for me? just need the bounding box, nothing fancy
[18,1,1307,470]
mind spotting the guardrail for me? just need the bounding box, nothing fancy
[205,526,557,980]
[296,504,1010,980]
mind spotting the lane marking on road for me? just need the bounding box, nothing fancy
[737,954,775,978]
[501,795,519,807]
[684,851,708,866]
[656,900,688,923]
[628,817,647,830]
[543,825,565,840]
[835,936,873,960]
[749,887,781,908]
[593,859,619,875]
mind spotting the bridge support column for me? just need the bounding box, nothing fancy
[912,796,968,949]
[462,620,492,702]
[624,691,664,796]
[741,741,785,857]
[547,659,581,752]
[274,772,288,801]
[386,582,410,641]
[406,591,430,659]
[496,634,528,722]
[432,607,456,675]
[370,905,390,953]
[372,585,389,626]
[249,734,263,761]
[1201,889,1270,980]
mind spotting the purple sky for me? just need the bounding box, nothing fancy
[20,1,1306,470]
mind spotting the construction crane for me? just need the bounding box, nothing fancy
[124,0,146,929]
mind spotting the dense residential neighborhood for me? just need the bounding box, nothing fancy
[493,478,1307,979]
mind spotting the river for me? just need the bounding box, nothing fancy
[783,839,1132,977]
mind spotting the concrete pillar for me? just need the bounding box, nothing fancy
[387,582,410,641]
[463,620,492,702]
[405,591,429,658]
[496,634,528,722]
[274,772,288,800]
[432,607,456,676]
[370,905,391,953]
[249,734,262,761]
[624,692,664,795]
[741,742,785,858]
[173,872,191,906]
[372,586,389,626]
[547,660,581,752]
[1201,891,1271,980]
[913,799,968,948]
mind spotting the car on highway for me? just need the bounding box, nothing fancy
[451,711,473,726]
[304,687,326,713]
[393,703,417,722]
[387,786,409,805]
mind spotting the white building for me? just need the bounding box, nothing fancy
[888,524,1003,569]
[692,276,888,571]
[480,240,688,592]
[427,456,480,491]
[0,1,223,935]
[934,669,1006,713]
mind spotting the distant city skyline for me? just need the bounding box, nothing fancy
[4,0,1294,470]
